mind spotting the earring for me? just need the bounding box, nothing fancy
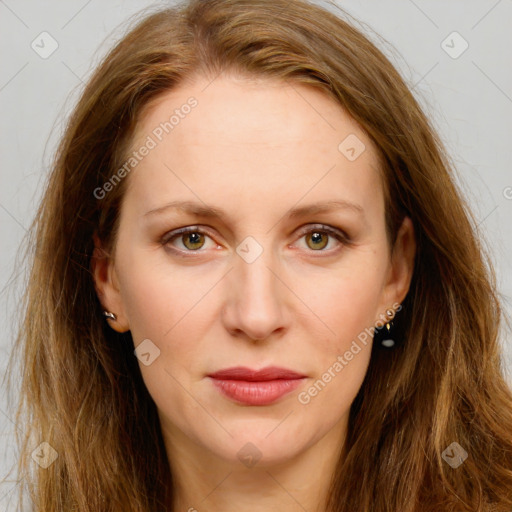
[374,308,397,348]
[103,310,117,321]
[378,321,395,348]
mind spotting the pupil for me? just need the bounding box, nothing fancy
[308,231,328,250]
[312,232,322,244]
[184,232,203,249]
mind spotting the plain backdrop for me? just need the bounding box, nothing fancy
[1,1,511,509]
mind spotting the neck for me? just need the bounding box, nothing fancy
[161,415,348,512]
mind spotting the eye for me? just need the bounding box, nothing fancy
[295,224,348,253]
[161,224,349,255]
[162,226,216,252]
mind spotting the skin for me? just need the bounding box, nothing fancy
[91,72,416,512]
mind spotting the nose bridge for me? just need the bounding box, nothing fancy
[236,234,281,306]
[226,234,286,340]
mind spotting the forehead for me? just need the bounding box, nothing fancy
[123,73,384,222]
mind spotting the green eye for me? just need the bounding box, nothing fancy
[305,230,329,250]
[162,224,349,255]
[180,231,206,251]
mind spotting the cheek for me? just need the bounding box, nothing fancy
[299,257,385,355]
[119,274,171,341]
[295,270,379,415]
[291,259,383,413]
[115,256,205,427]
[115,249,217,387]
[115,244,194,340]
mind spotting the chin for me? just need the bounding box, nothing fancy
[200,420,315,468]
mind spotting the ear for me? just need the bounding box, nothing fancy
[90,232,130,333]
[378,216,416,318]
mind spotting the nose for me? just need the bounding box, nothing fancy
[221,244,289,343]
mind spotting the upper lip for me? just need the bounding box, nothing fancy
[207,366,306,381]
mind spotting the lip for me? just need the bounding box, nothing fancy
[207,366,306,406]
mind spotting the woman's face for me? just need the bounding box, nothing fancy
[92,73,415,468]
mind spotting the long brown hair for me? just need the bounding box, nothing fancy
[5,0,512,510]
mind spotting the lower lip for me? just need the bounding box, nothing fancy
[209,377,304,406]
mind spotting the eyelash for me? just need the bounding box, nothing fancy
[161,224,350,256]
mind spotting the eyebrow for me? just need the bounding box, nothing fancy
[143,199,365,221]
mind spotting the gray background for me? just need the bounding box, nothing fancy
[1,0,511,509]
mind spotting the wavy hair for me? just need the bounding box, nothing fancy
[5,0,512,510]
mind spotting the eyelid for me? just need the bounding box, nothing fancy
[160,225,217,248]
[160,229,205,259]
[295,223,349,240]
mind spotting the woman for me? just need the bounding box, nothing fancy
[7,0,512,510]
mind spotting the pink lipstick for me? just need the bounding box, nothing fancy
[207,366,306,406]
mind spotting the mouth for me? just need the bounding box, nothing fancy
[207,366,306,406]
